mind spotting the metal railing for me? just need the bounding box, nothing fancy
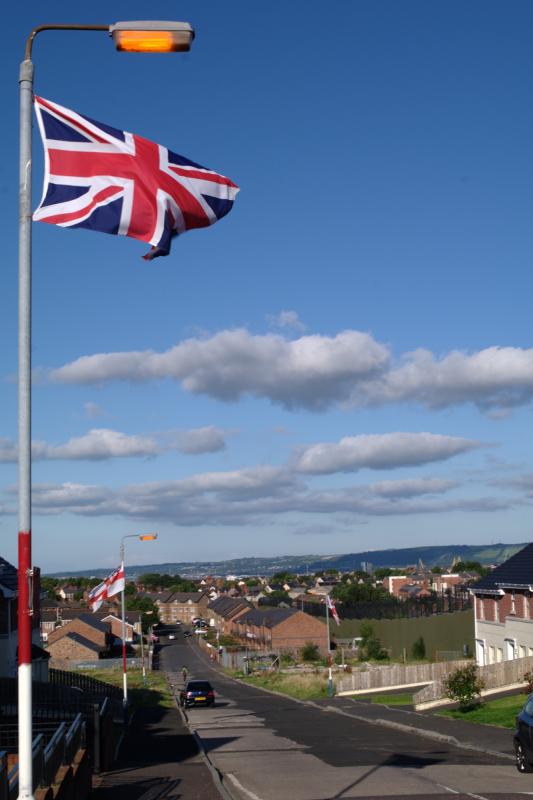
[50,667,123,699]
[0,714,85,798]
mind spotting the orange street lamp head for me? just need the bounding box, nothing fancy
[110,21,194,53]
[139,533,158,541]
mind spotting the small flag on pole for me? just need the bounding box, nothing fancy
[326,594,341,626]
[88,580,108,613]
[106,563,125,598]
[87,562,126,612]
[32,96,239,260]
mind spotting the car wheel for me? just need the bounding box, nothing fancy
[515,741,533,773]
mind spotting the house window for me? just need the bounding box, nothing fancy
[478,598,485,621]
[511,591,516,615]
[525,593,530,620]
[505,638,516,661]
[494,599,499,622]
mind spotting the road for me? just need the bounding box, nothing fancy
[160,629,533,800]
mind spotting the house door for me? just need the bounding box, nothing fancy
[475,639,485,666]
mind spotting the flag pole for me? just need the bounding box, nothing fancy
[120,541,127,708]
[18,51,35,800]
[325,597,331,657]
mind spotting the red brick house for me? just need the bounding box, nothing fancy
[208,596,250,635]
[47,632,105,665]
[101,613,139,642]
[0,557,44,678]
[157,591,210,624]
[471,543,533,665]
[231,607,327,656]
[46,613,112,653]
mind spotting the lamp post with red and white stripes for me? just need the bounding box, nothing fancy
[119,533,157,707]
[18,23,191,800]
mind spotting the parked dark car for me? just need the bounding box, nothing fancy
[179,680,215,708]
[514,694,533,772]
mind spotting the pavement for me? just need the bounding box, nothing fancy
[313,695,514,759]
[89,699,225,800]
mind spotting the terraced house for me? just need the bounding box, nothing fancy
[158,591,210,624]
[471,543,533,665]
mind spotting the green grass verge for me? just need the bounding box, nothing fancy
[77,668,175,710]
[358,692,413,705]
[437,693,525,728]
[240,672,332,700]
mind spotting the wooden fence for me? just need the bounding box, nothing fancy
[413,654,533,709]
[336,659,470,695]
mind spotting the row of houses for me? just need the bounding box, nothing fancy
[155,592,328,654]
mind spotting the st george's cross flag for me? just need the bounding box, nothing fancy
[33,97,239,260]
[105,563,126,598]
[87,580,108,613]
[88,563,126,612]
[326,594,341,626]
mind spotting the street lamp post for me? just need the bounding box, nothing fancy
[17,22,191,800]
[119,533,157,706]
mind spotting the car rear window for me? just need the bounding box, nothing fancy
[187,681,212,691]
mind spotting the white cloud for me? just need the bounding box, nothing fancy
[367,478,458,497]
[350,346,533,412]
[267,310,306,332]
[168,426,227,454]
[50,328,390,410]
[0,426,228,462]
[49,328,533,414]
[0,439,17,463]
[292,433,484,475]
[84,402,105,419]
[3,463,510,527]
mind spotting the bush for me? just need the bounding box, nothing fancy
[358,622,388,661]
[443,663,485,710]
[280,652,295,667]
[300,642,320,662]
[411,636,426,660]
[523,670,533,694]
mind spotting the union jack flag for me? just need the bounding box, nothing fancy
[33,97,239,259]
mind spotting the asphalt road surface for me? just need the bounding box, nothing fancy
[160,629,533,800]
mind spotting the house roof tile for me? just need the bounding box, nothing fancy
[472,543,533,593]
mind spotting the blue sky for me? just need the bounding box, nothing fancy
[2,1,533,572]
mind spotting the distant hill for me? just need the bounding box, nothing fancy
[47,541,529,579]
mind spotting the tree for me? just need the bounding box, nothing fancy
[300,642,320,662]
[271,571,296,584]
[125,595,160,629]
[443,663,484,710]
[259,590,290,607]
[411,636,426,660]
[453,561,490,577]
[358,622,388,661]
